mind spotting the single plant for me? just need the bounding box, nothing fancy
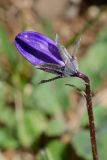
[14,31,98,160]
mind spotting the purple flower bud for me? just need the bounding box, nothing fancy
[15,31,64,66]
[14,31,79,82]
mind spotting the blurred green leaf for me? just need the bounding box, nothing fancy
[69,28,107,91]
[37,149,54,160]
[54,80,69,111]
[24,109,47,140]
[16,121,31,148]
[80,105,107,128]
[46,140,66,160]
[32,70,69,114]
[97,121,107,160]
[72,105,107,160]
[72,130,91,160]
[17,109,47,147]
[79,28,107,90]
[0,105,15,128]
[0,23,18,67]
[34,85,61,114]
[67,28,107,160]
[0,128,18,149]
[0,82,5,106]
[0,82,15,128]
[46,118,67,136]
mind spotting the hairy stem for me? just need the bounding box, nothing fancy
[74,72,98,160]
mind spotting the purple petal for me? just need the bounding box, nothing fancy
[14,31,65,66]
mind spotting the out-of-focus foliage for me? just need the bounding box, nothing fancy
[70,28,107,92]
[71,29,107,160]
[0,21,107,160]
[37,140,66,160]
[80,28,107,90]
[72,105,107,160]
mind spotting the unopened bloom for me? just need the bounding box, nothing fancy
[15,31,80,83]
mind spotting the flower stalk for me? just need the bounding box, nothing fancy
[74,72,98,160]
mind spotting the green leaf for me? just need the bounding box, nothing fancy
[79,28,107,90]
[45,140,66,160]
[17,109,47,147]
[80,105,107,128]
[72,130,92,160]
[0,105,15,128]
[37,149,54,160]
[32,70,69,114]
[0,128,18,149]
[0,82,5,105]
[68,28,107,91]
[46,118,67,136]
[34,85,61,114]
[0,23,18,67]
[25,109,47,139]
[72,106,107,160]
[0,82,15,128]
[54,80,69,111]
[97,123,107,160]
[31,72,62,114]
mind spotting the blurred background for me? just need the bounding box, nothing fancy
[0,0,107,160]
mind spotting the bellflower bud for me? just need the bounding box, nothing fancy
[15,31,80,82]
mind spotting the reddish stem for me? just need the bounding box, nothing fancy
[74,72,98,160]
